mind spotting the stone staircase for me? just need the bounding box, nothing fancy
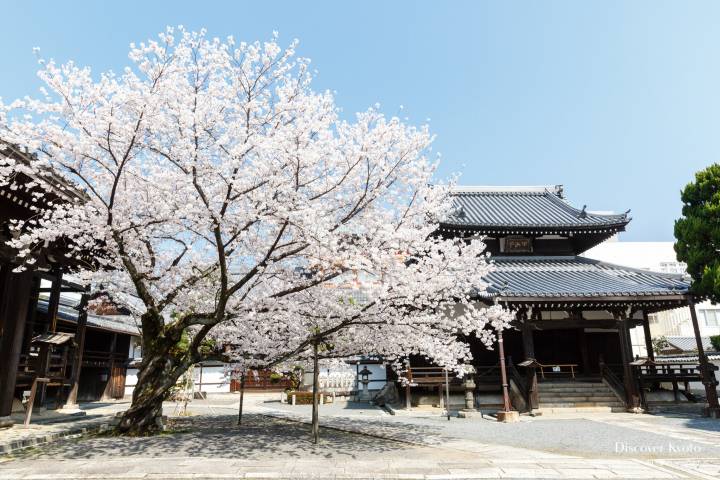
[537,380,625,413]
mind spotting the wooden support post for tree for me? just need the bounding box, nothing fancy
[498,330,511,413]
[444,368,450,421]
[404,360,412,410]
[23,378,49,427]
[687,296,720,417]
[311,341,320,444]
[237,371,246,426]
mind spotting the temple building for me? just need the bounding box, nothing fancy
[0,144,136,428]
[428,185,718,415]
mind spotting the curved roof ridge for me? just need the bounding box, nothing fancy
[443,185,630,232]
[451,185,561,196]
[542,190,628,223]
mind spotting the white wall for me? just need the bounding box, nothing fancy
[124,363,231,397]
[125,368,138,397]
[193,364,231,393]
[584,241,720,340]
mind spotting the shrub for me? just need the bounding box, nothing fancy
[286,391,333,405]
[652,336,670,355]
[710,335,720,352]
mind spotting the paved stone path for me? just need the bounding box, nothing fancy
[1,394,719,478]
[0,402,128,455]
[2,414,714,479]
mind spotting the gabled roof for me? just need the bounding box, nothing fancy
[442,185,629,234]
[37,297,140,336]
[662,336,716,353]
[484,256,689,301]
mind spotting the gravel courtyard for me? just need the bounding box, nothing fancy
[1,395,719,479]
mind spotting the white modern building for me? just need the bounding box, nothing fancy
[584,240,720,356]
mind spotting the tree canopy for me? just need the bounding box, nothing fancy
[0,27,505,434]
[674,163,720,301]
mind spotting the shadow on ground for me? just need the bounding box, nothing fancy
[9,414,437,461]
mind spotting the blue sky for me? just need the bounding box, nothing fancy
[2,1,719,241]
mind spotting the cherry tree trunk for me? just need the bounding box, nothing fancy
[116,353,187,435]
[116,313,190,435]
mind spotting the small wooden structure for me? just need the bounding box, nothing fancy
[402,364,458,410]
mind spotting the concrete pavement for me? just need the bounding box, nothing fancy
[1,393,719,479]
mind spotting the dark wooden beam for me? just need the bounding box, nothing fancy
[0,267,34,422]
[63,292,89,408]
[523,309,539,410]
[613,309,641,411]
[35,268,63,408]
[102,332,118,400]
[642,311,654,361]
[532,319,618,330]
[687,296,720,417]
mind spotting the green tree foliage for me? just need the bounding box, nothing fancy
[710,335,720,352]
[675,164,720,301]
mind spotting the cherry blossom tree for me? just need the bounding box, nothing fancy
[215,267,513,443]
[0,27,505,435]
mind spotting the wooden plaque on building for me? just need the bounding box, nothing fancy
[505,236,532,253]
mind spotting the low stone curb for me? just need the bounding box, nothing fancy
[0,419,111,455]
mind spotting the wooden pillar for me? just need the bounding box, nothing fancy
[521,309,538,410]
[63,292,89,408]
[614,310,640,410]
[0,267,34,422]
[47,268,62,333]
[642,311,655,361]
[102,332,118,400]
[36,268,63,408]
[520,313,535,359]
[687,296,720,417]
[22,277,41,354]
[578,328,591,375]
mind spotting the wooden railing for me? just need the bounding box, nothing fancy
[507,360,530,411]
[16,352,71,388]
[537,363,578,380]
[635,362,702,405]
[82,350,126,368]
[600,361,626,406]
[404,366,459,386]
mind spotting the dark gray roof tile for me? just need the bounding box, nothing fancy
[485,256,689,298]
[444,186,629,232]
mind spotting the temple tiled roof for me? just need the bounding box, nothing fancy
[37,297,140,336]
[484,256,689,299]
[442,186,629,233]
[662,336,716,353]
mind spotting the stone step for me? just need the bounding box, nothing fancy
[539,401,625,408]
[538,387,613,393]
[536,406,625,414]
[539,386,611,392]
[539,382,606,388]
[539,395,620,402]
